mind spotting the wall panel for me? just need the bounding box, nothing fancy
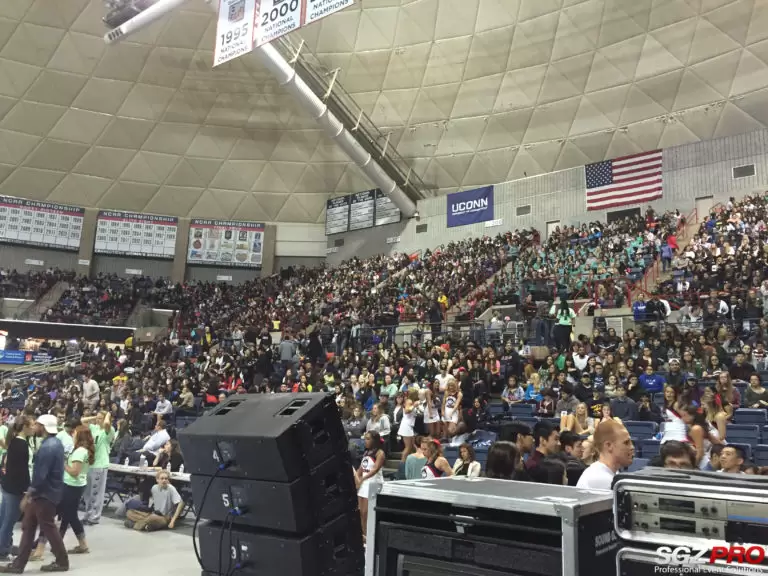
[92,255,174,279]
[274,256,325,270]
[0,245,79,273]
[184,267,261,283]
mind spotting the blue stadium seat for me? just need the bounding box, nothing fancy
[728,442,752,461]
[754,445,768,467]
[653,393,664,408]
[443,446,459,463]
[734,409,768,425]
[637,439,661,458]
[489,403,505,416]
[508,404,536,418]
[726,424,761,448]
[624,421,658,439]
[628,458,649,472]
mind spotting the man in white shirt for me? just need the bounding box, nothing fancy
[134,421,171,463]
[82,375,100,410]
[576,420,634,491]
[154,393,173,419]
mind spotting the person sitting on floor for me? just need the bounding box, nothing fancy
[123,470,184,532]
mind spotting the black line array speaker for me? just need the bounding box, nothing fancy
[178,394,364,576]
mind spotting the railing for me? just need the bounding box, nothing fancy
[271,34,430,202]
[321,320,488,353]
[0,352,83,383]
[18,280,70,321]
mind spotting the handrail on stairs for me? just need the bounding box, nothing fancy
[0,352,83,384]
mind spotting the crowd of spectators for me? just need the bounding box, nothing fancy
[0,194,762,533]
[43,274,149,325]
[386,230,538,322]
[658,193,768,319]
[491,208,683,309]
[0,269,74,301]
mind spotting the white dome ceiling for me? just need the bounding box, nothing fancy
[0,0,766,222]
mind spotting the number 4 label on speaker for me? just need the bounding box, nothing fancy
[213,0,257,67]
[253,0,303,48]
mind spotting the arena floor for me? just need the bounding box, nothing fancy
[9,515,199,576]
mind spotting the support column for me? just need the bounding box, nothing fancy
[76,208,98,277]
[172,218,190,283]
[262,224,276,276]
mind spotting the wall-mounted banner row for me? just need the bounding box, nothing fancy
[94,210,178,259]
[325,189,402,235]
[447,186,494,228]
[214,0,355,67]
[0,196,84,251]
[188,219,265,269]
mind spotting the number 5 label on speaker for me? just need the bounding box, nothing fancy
[222,493,231,508]
[253,0,303,48]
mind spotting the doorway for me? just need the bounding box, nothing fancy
[545,220,560,241]
[695,196,714,223]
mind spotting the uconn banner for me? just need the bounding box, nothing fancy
[447,186,494,228]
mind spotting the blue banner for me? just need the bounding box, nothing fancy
[447,186,494,228]
[0,350,25,365]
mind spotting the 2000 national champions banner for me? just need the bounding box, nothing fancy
[446,186,494,228]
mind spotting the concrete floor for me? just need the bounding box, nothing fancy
[8,515,200,576]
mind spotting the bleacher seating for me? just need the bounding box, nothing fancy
[624,421,658,439]
[628,458,649,472]
[507,404,536,418]
[754,445,768,467]
[637,439,661,459]
[734,409,768,426]
[725,424,761,448]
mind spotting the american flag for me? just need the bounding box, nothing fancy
[585,150,663,211]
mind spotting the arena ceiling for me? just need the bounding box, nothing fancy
[0,0,766,223]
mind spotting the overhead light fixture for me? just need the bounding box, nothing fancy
[103,0,192,44]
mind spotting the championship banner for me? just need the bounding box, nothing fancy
[94,210,178,259]
[214,0,355,66]
[446,186,494,228]
[188,219,265,269]
[214,0,257,67]
[0,196,84,251]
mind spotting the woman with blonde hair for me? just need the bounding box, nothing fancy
[564,402,595,435]
[399,389,420,462]
[441,379,462,438]
[422,380,441,439]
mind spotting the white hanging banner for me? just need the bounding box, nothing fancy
[305,0,355,25]
[253,0,302,48]
[213,0,257,67]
